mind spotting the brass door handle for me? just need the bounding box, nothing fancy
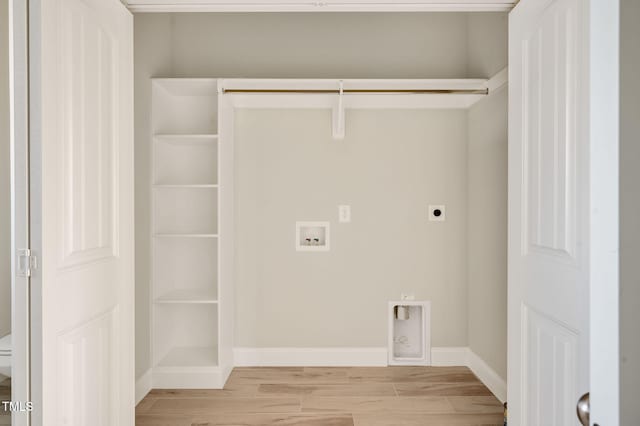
[577,392,589,426]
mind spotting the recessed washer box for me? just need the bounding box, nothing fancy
[296,221,330,251]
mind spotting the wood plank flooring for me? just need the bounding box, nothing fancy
[0,378,10,425]
[136,367,504,426]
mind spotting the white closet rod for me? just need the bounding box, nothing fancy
[221,88,489,95]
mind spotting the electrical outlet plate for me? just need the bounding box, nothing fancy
[338,205,351,223]
[429,205,446,222]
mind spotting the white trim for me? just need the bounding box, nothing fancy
[431,347,506,402]
[430,347,469,366]
[233,347,388,367]
[219,78,490,92]
[135,369,153,405]
[466,349,507,403]
[590,0,621,423]
[12,1,33,425]
[125,1,517,13]
[152,366,226,389]
[233,346,472,367]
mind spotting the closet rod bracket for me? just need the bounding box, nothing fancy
[332,80,345,140]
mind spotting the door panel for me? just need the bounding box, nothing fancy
[59,0,118,267]
[58,310,117,426]
[522,4,577,259]
[35,0,134,424]
[523,306,578,425]
[509,0,589,424]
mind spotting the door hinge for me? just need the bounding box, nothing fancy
[17,249,37,277]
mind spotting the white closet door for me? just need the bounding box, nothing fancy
[508,0,590,424]
[509,0,621,424]
[33,0,134,424]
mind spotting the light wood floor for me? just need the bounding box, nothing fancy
[136,366,504,426]
[0,378,10,425]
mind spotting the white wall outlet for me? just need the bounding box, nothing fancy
[401,293,415,301]
[429,205,446,222]
[338,205,351,223]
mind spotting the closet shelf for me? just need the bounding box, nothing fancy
[154,134,218,142]
[153,184,218,188]
[155,288,218,304]
[156,346,219,368]
[154,233,218,238]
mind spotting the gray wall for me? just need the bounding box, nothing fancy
[467,88,508,380]
[167,13,471,79]
[620,0,640,422]
[0,0,10,338]
[235,109,468,347]
[466,13,508,381]
[466,13,508,78]
[133,12,507,379]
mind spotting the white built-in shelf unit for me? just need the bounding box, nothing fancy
[151,78,233,388]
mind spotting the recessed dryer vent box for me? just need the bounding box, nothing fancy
[296,221,330,252]
[388,300,431,365]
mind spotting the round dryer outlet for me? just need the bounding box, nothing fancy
[428,205,446,222]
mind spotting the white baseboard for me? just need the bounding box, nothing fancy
[431,347,469,366]
[466,349,507,403]
[233,346,506,403]
[233,347,388,367]
[135,369,152,405]
[153,367,226,389]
